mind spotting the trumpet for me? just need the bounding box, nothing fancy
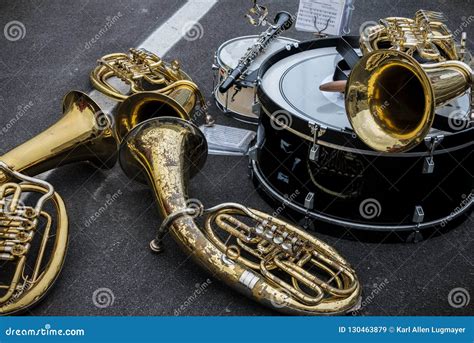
[0,91,117,314]
[117,92,361,315]
[320,10,473,152]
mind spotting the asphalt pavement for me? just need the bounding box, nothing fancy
[0,0,472,316]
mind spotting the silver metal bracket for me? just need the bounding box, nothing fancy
[308,123,325,162]
[304,192,315,210]
[248,145,258,161]
[412,206,425,223]
[252,101,261,115]
[423,135,443,174]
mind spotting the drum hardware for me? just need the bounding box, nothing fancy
[117,108,361,315]
[423,135,444,174]
[0,91,118,314]
[91,48,214,128]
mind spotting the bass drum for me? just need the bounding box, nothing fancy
[213,35,299,124]
[251,37,473,232]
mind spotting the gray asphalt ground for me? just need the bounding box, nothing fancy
[0,0,472,316]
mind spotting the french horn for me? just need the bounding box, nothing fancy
[90,48,213,128]
[0,91,117,314]
[116,92,361,315]
[321,10,473,152]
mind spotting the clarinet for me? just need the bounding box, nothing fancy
[218,11,294,93]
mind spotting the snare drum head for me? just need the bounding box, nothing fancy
[217,35,298,72]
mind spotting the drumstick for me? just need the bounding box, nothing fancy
[319,80,347,93]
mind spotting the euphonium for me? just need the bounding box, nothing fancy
[0,91,117,314]
[322,10,473,152]
[117,92,361,315]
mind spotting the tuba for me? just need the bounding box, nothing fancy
[0,91,117,314]
[116,92,361,315]
[323,10,473,152]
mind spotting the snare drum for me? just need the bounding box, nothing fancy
[251,37,473,233]
[213,35,299,124]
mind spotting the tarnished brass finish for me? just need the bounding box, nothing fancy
[118,105,361,314]
[344,10,473,152]
[90,48,213,132]
[0,91,117,314]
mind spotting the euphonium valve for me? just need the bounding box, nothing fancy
[118,107,361,315]
[0,90,118,314]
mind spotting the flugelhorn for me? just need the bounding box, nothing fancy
[0,91,117,314]
[90,48,213,127]
[320,10,473,152]
[117,92,361,315]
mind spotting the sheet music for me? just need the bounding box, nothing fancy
[295,0,347,35]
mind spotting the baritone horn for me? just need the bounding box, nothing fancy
[117,92,361,315]
[321,10,473,152]
[0,91,118,314]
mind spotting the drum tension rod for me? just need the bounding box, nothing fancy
[422,135,443,174]
[308,122,325,162]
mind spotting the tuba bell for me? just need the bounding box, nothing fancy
[0,91,118,314]
[321,10,473,152]
[116,92,361,315]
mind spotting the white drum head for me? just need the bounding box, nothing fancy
[261,46,352,130]
[217,35,298,72]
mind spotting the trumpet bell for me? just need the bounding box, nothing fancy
[345,50,435,152]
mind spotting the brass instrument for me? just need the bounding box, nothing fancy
[90,48,213,129]
[117,92,361,315]
[0,91,117,314]
[323,10,473,152]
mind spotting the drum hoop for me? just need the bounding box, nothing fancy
[251,159,474,231]
[216,35,299,71]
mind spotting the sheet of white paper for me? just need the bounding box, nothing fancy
[295,0,347,35]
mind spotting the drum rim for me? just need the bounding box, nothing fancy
[250,159,474,231]
[256,36,474,155]
[213,90,259,124]
[216,35,299,71]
